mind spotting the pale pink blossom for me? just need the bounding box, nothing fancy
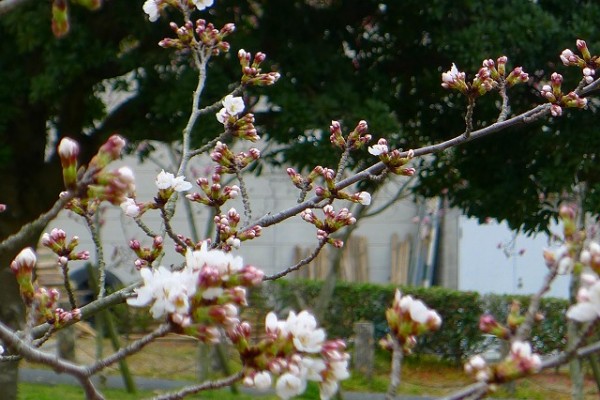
[185,242,243,277]
[253,371,272,391]
[567,278,600,322]
[155,170,192,192]
[193,0,214,11]
[58,137,79,161]
[142,0,160,22]
[286,311,326,353]
[357,191,371,206]
[120,198,141,217]
[127,266,198,320]
[275,373,306,400]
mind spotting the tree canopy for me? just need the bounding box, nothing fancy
[1,0,599,236]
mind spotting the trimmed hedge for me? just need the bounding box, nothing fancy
[259,280,568,363]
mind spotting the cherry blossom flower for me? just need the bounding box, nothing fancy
[120,198,141,217]
[357,191,371,206]
[142,0,160,22]
[286,310,326,353]
[567,274,600,322]
[509,340,542,374]
[155,170,192,192]
[253,371,272,391]
[185,242,243,277]
[127,266,199,321]
[193,0,214,11]
[368,138,389,156]
[216,95,245,123]
[275,373,306,400]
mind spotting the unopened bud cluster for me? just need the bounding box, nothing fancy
[41,228,90,265]
[210,141,260,174]
[214,208,262,251]
[238,49,281,87]
[539,72,587,117]
[560,39,600,84]
[542,204,581,275]
[186,172,240,208]
[368,138,416,176]
[59,135,137,211]
[441,56,528,97]
[380,289,442,354]
[300,205,356,247]
[10,248,82,327]
[130,236,164,269]
[329,120,372,151]
[159,19,233,54]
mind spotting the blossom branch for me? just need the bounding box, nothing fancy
[148,371,243,400]
[263,239,327,281]
[515,263,559,341]
[0,321,104,400]
[233,163,252,223]
[134,216,159,239]
[87,323,171,375]
[178,49,211,177]
[247,103,551,231]
[187,130,231,158]
[497,83,510,122]
[30,282,139,340]
[385,335,404,400]
[443,333,600,400]
[83,213,108,300]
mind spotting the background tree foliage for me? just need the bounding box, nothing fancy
[2,0,599,238]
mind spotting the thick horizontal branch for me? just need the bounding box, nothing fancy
[247,103,551,231]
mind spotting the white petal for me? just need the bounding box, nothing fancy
[566,302,599,322]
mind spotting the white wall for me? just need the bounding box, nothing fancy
[458,216,570,298]
[44,143,421,285]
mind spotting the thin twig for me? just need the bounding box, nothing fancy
[515,263,559,341]
[234,163,252,224]
[84,214,107,300]
[264,240,327,281]
[148,371,243,400]
[497,82,510,122]
[87,323,171,375]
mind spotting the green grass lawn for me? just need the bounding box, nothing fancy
[18,382,280,400]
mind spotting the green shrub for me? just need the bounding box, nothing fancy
[260,280,568,363]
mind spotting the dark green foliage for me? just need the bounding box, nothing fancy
[3,0,600,236]
[263,280,569,363]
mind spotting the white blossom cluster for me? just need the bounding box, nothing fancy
[243,310,350,400]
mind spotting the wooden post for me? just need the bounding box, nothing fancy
[353,321,374,380]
